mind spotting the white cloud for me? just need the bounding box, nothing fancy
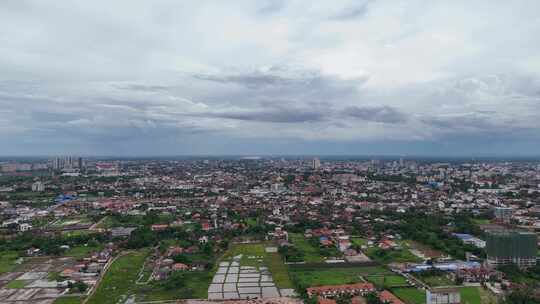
[1,0,540,155]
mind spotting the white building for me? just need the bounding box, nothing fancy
[19,223,33,232]
[427,288,461,304]
[31,181,45,192]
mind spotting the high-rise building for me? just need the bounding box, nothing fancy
[486,230,537,268]
[312,158,321,170]
[52,156,84,170]
[31,181,45,192]
[494,207,513,223]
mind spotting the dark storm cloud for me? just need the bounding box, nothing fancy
[343,106,407,123]
[193,73,288,89]
[256,0,286,15]
[116,84,170,92]
[193,69,368,91]
[195,108,326,123]
[330,1,373,20]
[420,112,531,136]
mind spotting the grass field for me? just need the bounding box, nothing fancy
[63,230,95,237]
[222,243,266,266]
[460,287,482,304]
[135,271,213,301]
[246,217,258,227]
[51,216,93,227]
[64,245,103,259]
[289,233,324,263]
[290,265,391,288]
[222,243,266,258]
[87,250,149,304]
[0,251,19,274]
[391,286,482,304]
[392,287,426,304]
[350,237,368,247]
[478,286,499,304]
[472,219,491,225]
[53,296,83,304]
[265,252,294,288]
[366,247,422,264]
[6,280,27,289]
[95,216,115,229]
[366,274,409,288]
[419,274,454,287]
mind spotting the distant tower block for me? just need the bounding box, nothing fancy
[312,157,321,170]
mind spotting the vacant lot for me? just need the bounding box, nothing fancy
[289,233,324,263]
[365,247,422,264]
[51,216,93,228]
[391,286,482,304]
[6,279,27,289]
[266,252,294,289]
[350,237,368,247]
[392,287,426,304]
[136,270,213,301]
[64,244,103,259]
[53,296,83,304]
[366,274,409,288]
[87,249,149,304]
[460,287,482,304]
[416,273,454,287]
[290,265,391,288]
[0,251,19,274]
[404,240,443,259]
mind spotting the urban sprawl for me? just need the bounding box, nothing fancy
[0,156,539,304]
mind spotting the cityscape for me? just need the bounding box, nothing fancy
[0,156,539,304]
[2,1,540,304]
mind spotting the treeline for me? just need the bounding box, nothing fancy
[0,231,107,255]
[396,211,485,259]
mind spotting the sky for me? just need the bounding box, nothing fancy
[1,0,540,156]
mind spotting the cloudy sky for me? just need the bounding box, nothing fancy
[1,0,540,156]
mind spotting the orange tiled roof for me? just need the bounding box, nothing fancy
[318,297,337,304]
[307,283,375,294]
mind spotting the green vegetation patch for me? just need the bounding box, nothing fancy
[350,237,368,248]
[366,274,409,288]
[64,245,103,259]
[6,280,27,289]
[420,275,454,287]
[0,251,19,274]
[223,243,266,258]
[366,247,423,264]
[290,265,391,289]
[289,233,324,263]
[87,249,149,304]
[265,252,294,289]
[53,296,83,304]
[51,216,93,227]
[392,287,426,304]
[460,287,482,304]
[472,218,490,225]
[135,271,213,301]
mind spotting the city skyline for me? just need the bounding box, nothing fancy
[2,1,540,155]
